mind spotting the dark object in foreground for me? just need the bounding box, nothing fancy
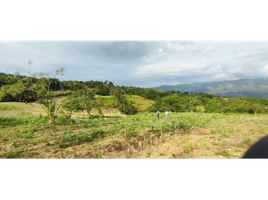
[243,135,268,158]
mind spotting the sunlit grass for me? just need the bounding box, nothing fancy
[0,103,268,159]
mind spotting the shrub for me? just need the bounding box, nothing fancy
[56,113,72,125]
[36,99,46,105]
[232,106,249,113]
[222,107,232,113]
[195,106,205,113]
[251,104,261,114]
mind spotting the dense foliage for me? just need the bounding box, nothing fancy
[147,92,268,114]
[1,72,268,114]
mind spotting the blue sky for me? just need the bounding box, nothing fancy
[1,41,268,87]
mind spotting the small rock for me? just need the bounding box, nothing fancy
[196,128,211,135]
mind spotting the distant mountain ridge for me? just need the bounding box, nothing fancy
[153,78,268,98]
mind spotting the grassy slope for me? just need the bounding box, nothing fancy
[99,95,155,111]
[127,95,154,111]
[3,76,268,158]
[1,100,267,159]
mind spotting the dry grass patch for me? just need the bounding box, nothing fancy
[127,95,154,111]
[0,102,46,118]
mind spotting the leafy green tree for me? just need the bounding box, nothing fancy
[110,86,126,102]
[72,83,84,91]
[232,106,249,113]
[108,81,114,88]
[110,86,137,114]
[60,89,104,119]
[0,77,37,102]
[96,84,110,96]
[145,89,159,100]
[20,61,103,126]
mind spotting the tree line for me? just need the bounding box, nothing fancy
[0,72,172,102]
[1,71,268,115]
[147,92,268,114]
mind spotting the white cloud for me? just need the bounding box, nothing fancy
[1,41,268,87]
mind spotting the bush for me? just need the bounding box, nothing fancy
[195,106,205,113]
[118,106,123,113]
[118,101,138,115]
[232,106,249,113]
[222,107,232,113]
[56,113,72,125]
[36,99,46,104]
[251,104,261,114]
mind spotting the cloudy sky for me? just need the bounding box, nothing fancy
[1,41,268,88]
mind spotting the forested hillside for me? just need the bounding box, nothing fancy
[1,72,268,114]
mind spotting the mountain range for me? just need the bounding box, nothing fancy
[153,78,268,98]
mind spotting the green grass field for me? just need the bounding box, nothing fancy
[1,101,267,158]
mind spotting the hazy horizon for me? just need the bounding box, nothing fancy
[153,77,268,87]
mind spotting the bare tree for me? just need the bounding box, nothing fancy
[19,60,65,126]
[186,100,192,112]
[20,60,104,127]
[59,81,64,91]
